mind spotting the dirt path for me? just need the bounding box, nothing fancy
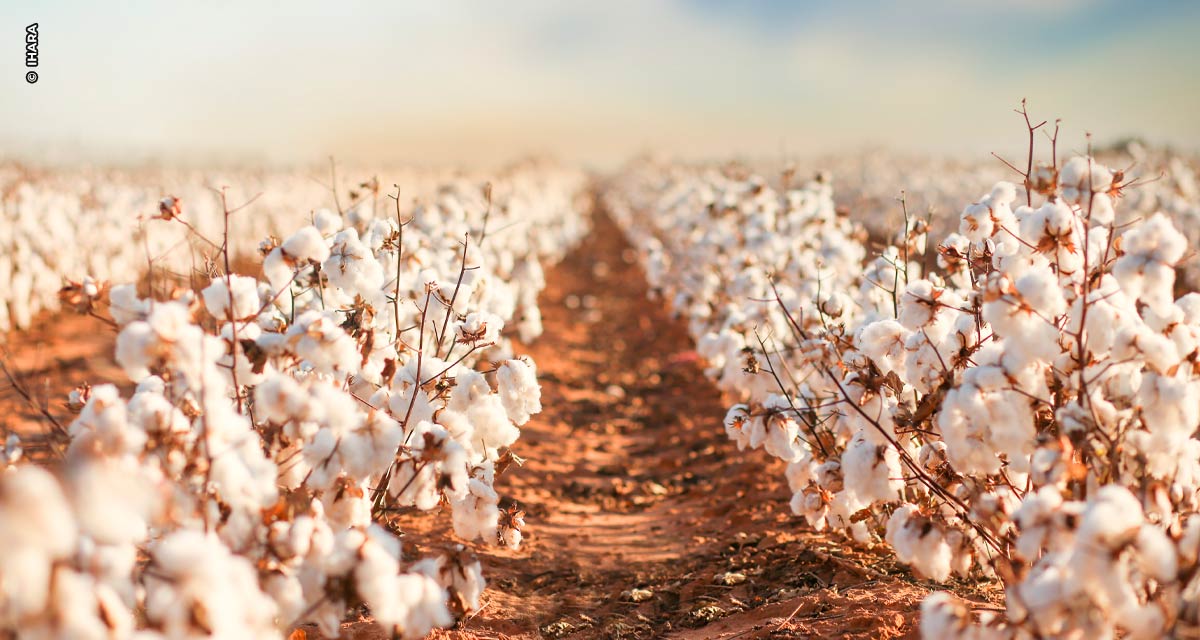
[1,312,125,446]
[1,201,958,640]
[405,203,942,639]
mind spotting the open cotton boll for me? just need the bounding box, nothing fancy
[253,374,310,424]
[352,528,452,637]
[1013,487,1079,559]
[960,202,994,242]
[1014,269,1067,318]
[201,275,261,321]
[1113,213,1187,313]
[286,311,362,379]
[723,404,755,451]
[66,460,158,546]
[857,319,908,376]
[262,246,295,295]
[46,571,136,640]
[899,280,941,330]
[281,225,330,263]
[1129,373,1200,479]
[467,394,520,454]
[144,530,278,638]
[366,572,453,639]
[323,228,385,300]
[412,551,487,616]
[451,477,501,545]
[496,358,541,426]
[1077,486,1144,550]
[762,413,806,463]
[313,208,343,235]
[67,383,146,457]
[0,467,78,578]
[886,504,953,582]
[1059,156,1113,202]
[108,284,148,325]
[1135,524,1178,583]
[920,592,970,639]
[841,434,903,506]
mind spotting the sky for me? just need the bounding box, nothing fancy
[2,0,1198,168]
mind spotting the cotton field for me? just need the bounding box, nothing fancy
[4,3,1199,639]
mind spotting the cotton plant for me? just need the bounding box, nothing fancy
[607,118,1200,638]
[0,165,586,638]
[0,162,588,335]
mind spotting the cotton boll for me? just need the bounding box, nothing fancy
[263,571,306,626]
[451,477,501,544]
[1180,517,1200,566]
[841,434,903,505]
[372,571,451,633]
[67,383,146,457]
[1078,486,1144,550]
[313,208,343,235]
[0,466,78,620]
[899,280,941,330]
[762,414,806,463]
[254,374,309,424]
[920,592,969,639]
[108,284,149,325]
[47,570,135,640]
[286,311,362,379]
[322,228,385,301]
[1089,192,1115,225]
[1118,601,1166,640]
[1060,156,1113,203]
[1015,269,1067,318]
[1009,554,1072,635]
[723,404,754,450]
[201,274,261,321]
[1135,524,1177,583]
[1013,487,1071,559]
[1113,213,1187,314]
[1113,325,1179,374]
[115,321,159,381]
[412,550,487,616]
[1132,373,1200,479]
[1177,293,1200,325]
[466,394,520,454]
[67,460,158,546]
[496,358,541,426]
[886,504,952,581]
[282,225,331,263]
[388,460,439,511]
[144,530,279,638]
[960,202,994,242]
[262,247,295,294]
[857,319,909,375]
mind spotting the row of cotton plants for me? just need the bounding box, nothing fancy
[606,135,1200,638]
[0,164,588,638]
[782,144,1200,287]
[0,160,582,333]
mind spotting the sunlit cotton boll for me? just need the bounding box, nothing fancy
[496,357,541,426]
[201,274,261,321]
